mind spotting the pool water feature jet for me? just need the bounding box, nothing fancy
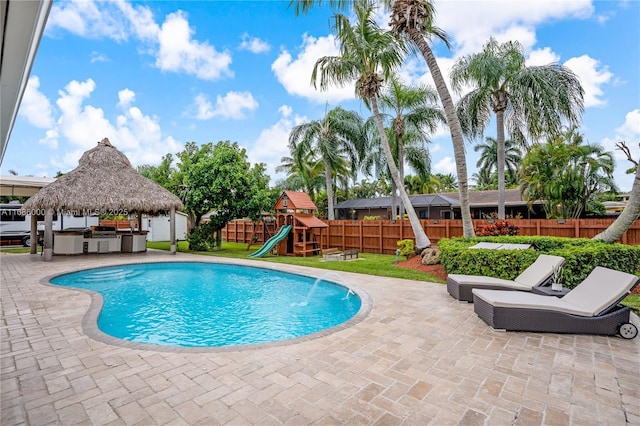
[295,271,347,307]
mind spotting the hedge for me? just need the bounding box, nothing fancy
[438,236,640,288]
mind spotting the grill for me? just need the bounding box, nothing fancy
[90,226,116,238]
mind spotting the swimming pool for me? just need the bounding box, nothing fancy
[49,262,363,348]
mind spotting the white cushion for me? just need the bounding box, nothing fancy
[514,254,565,288]
[448,274,531,291]
[472,289,592,316]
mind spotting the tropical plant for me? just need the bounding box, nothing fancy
[175,141,273,247]
[276,148,325,199]
[377,75,444,216]
[312,0,432,250]
[594,141,640,243]
[388,0,475,237]
[433,173,458,192]
[451,37,584,219]
[474,136,522,188]
[520,128,616,219]
[290,0,475,238]
[288,106,365,220]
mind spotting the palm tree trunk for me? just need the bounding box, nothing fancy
[391,180,398,222]
[398,141,405,218]
[371,97,431,249]
[408,29,474,236]
[325,163,335,220]
[496,109,506,219]
[593,164,640,242]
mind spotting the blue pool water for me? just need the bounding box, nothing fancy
[50,262,362,347]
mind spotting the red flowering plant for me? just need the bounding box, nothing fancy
[474,213,520,236]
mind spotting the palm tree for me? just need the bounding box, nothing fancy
[289,107,365,220]
[451,37,584,219]
[378,75,444,218]
[388,0,475,237]
[312,0,431,250]
[520,128,615,218]
[276,147,324,199]
[594,141,640,242]
[474,137,522,188]
[434,173,457,192]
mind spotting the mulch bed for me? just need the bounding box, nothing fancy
[395,254,447,281]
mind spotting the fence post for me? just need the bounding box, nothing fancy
[445,220,450,239]
[359,221,363,252]
[342,221,346,250]
[574,220,580,238]
[379,221,383,254]
[536,220,541,236]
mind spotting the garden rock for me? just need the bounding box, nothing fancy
[421,247,440,265]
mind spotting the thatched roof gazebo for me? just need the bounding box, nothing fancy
[24,138,184,260]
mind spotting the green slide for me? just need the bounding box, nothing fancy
[248,225,292,258]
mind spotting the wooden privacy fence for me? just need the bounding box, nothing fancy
[224,218,640,255]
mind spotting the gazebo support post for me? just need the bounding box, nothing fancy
[29,214,38,254]
[170,206,176,255]
[43,209,53,261]
[137,211,142,232]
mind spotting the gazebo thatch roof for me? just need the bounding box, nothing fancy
[24,138,183,214]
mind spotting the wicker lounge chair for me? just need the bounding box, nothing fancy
[472,266,639,339]
[447,254,565,302]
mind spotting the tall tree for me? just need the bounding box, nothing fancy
[288,106,365,220]
[175,141,272,238]
[312,0,432,250]
[378,75,444,218]
[451,37,584,219]
[276,146,324,199]
[520,129,615,219]
[434,173,457,192]
[474,137,522,188]
[593,142,640,243]
[388,0,475,237]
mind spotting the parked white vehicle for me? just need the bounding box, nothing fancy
[0,201,99,246]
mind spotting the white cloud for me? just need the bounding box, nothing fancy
[90,51,109,63]
[434,0,593,56]
[272,34,355,103]
[526,47,560,66]
[117,89,136,108]
[46,0,129,41]
[247,106,307,182]
[194,91,259,120]
[239,33,271,53]
[615,109,640,140]
[39,78,183,170]
[564,55,613,108]
[433,156,457,174]
[156,11,233,81]
[19,77,55,128]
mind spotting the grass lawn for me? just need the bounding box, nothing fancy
[147,241,443,283]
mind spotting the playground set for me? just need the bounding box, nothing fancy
[248,191,328,258]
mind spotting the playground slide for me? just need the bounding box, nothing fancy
[248,225,292,258]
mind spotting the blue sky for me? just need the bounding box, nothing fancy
[2,0,639,191]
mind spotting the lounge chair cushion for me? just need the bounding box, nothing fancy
[473,266,639,317]
[448,254,565,291]
[561,267,638,316]
[513,254,565,288]
[446,274,532,291]
[472,289,592,316]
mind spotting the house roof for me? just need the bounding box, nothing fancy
[295,214,328,228]
[336,193,460,210]
[336,189,540,210]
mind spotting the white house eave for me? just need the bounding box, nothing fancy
[0,0,53,165]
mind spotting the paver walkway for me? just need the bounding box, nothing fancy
[1,251,639,425]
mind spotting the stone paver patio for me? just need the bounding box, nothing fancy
[1,250,639,425]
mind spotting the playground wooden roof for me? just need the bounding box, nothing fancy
[274,191,318,211]
[295,214,328,228]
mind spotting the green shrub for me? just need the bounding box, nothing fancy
[363,215,381,220]
[187,222,216,251]
[439,236,640,288]
[397,239,415,259]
